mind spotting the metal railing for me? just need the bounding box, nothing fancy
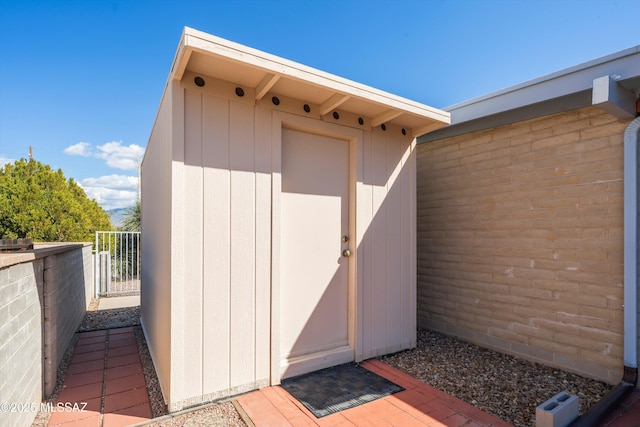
[94,231,141,297]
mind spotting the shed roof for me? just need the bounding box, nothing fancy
[420,45,640,143]
[169,27,449,138]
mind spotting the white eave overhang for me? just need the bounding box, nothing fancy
[420,45,640,143]
[169,27,450,138]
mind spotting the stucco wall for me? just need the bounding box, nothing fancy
[416,106,630,384]
[0,243,92,427]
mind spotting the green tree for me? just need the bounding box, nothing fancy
[120,199,140,232]
[0,159,113,241]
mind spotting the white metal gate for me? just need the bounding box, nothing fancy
[94,231,141,297]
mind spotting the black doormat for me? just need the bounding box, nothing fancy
[280,363,404,418]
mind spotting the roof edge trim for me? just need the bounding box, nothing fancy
[446,45,640,112]
[420,45,640,143]
[177,27,450,126]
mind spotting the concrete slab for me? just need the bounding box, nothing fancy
[98,295,140,310]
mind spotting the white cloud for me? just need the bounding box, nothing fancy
[85,187,137,212]
[95,141,144,171]
[62,140,145,210]
[81,175,138,190]
[63,140,144,171]
[63,142,93,157]
[0,155,15,167]
[80,174,138,211]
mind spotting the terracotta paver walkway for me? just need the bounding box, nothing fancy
[45,329,640,427]
[237,359,512,427]
[47,327,152,427]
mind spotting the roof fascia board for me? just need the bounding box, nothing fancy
[592,75,637,119]
[421,91,592,142]
[179,27,450,125]
[143,28,190,162]
[420,46,639,143]
[446,45,640,114]
[169,28,191,81]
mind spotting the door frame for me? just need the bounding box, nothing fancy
[270,111,362,384]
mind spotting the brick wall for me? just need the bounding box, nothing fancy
[416,106,631,384]
[0,243,92,427]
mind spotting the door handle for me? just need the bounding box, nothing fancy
[342,249,351,257]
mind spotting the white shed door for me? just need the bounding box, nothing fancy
[280,127,353,379]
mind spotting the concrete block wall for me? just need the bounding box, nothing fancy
[0,243,92,427]
[416,106,631,384]
[0,259,44,427]
[42,244,93,396]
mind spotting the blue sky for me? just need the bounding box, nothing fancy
[1,0,638,211]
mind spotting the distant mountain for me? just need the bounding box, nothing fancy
[107,208,127,228]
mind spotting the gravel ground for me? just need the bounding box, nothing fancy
[134,326,246,427]
[77,299,140,332]
[33,301,613,427]
[140,401,247,427]
[133,325,167,419]
[382,329,612,427]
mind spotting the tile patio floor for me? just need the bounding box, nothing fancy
[47,327,152,427]
[237,359,512,427]
[46,326,640,427]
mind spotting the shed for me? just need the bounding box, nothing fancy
[141,27,449,410]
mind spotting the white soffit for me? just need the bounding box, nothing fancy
[170,27,450,137]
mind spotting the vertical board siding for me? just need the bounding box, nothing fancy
[229,101,257,389]
[401,136,416,349]
[174,90,268,403]
[409,140,418,347]
[386,132,403,353]
[357,129,415,358]
[182,89,204,400]
[270,118,282,383]
[202,94,231,395]
[175,89,269,403]
[359,128,416,358]
[400,139,413,347]
[356,131,373,359]
[154,81,419,405]
[170,84,187,402]
[371,129,388,354]
[254,107,272,383]
[141,83,174,401]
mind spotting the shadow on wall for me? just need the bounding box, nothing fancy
[279,127,415,379]
[139,86,419,408]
